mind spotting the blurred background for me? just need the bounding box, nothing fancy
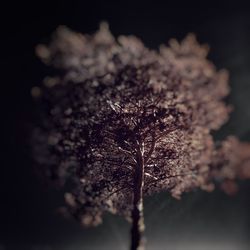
[2,1,250,249]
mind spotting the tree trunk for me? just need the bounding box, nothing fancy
[131,147,145,250]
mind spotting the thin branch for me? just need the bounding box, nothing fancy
[102,185,132,201]
[144,132,156,164]
[146,171,198,186]
[144,172,158,180]
[155,127,177,142]
[118,146,136,162]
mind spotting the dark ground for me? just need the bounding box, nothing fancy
[1,1,250,249]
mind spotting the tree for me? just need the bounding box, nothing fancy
[32,23,250,250]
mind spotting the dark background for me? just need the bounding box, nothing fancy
[2,1,250,249]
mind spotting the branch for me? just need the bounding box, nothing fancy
[144,132,156,164]
[155,127,177,142]
[144,172,158,180]
[118,147,136,162]
[146,171,198,187]
[102,184,132,202]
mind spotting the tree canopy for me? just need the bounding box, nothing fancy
[33,23,250,229]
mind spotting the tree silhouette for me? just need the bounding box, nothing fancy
[33,23,250,250]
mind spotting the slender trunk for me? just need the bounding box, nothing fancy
[131,146,145,250]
